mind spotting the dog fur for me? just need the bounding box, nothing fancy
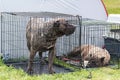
[67,45,110,67]
[26,18,76,74]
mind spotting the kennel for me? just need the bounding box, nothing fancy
[82,20,120,68]
[0,12,82,74]
[0,12,82,61]
[82,20,120,55]
[0,12,120,75]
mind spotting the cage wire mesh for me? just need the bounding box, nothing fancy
[82,21,120,69]
[1,12,120,75]
[1,13,30,62]
[0,12,82,74]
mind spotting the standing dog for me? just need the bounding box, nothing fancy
[67,45,110,67]
[26,18,76,74]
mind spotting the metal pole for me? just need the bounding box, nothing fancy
[77,15,82,69]
[0,13,2,53]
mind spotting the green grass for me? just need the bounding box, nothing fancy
[103,0,120,14]
[1,58,120,80]
[110,25,120,31]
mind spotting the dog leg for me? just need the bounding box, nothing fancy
[39,52,46,65]
[27,49,36,74]
[48,47,56,74]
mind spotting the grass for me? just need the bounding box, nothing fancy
[109,25,120,31]
[1,58,120,80]
[103,0,120,14]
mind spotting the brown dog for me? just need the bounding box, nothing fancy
[26,18,76,74]
[67,45,110,67]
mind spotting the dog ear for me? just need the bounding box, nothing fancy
[53,21,60,27]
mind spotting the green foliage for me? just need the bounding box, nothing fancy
[0,57,120,80]
[0,64,120,80]
[104,0,120,14]
[111,25,120,29]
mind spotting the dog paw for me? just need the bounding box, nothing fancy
[26,68,34,75]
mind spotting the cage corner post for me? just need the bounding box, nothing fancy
[0,12,2,54]
[77,15,83,69]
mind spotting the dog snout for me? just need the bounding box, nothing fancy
[69,24,76,30]
[65,24,76,36]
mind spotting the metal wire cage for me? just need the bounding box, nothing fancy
[0,12,82,74]
[1,12,81,60]
[1,12,120,75]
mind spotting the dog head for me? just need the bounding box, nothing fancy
[53,19,76,37]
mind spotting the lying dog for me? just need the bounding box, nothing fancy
[67,45,110,68]
[26,18,76,74]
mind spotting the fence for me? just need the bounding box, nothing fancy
[0,12,120,75]
[82,20,120,69]
[0,12,82,74]
[0,12,81,61]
